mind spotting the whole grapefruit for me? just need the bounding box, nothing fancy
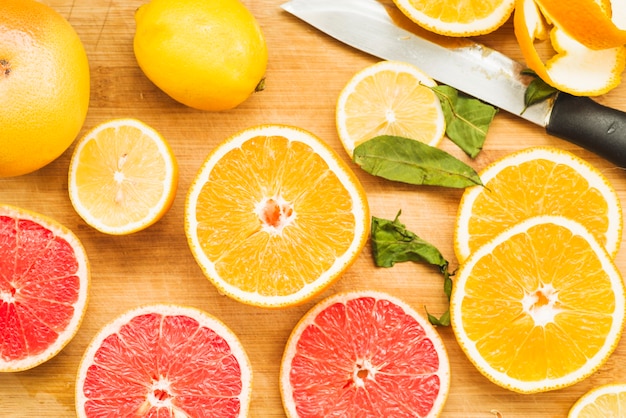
[0,0,90,177]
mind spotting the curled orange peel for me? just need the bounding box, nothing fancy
[534,0,626,50]
[514,0,626,96]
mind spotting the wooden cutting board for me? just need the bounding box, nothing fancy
[3,0,626,416]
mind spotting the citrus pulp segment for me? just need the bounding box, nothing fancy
[0,204,89,372]
[68,118,179,235]
[451,215,626,394]
[280,291,450,417]
[568,383,626,417]
[75,304,252,418]
[336,60,445,157]
[185,125,370,308]
[392,0,515,36]
[0,0,90,177]
[454,146,622,263]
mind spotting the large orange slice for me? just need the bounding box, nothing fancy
[280,291,450,417]
[451,216,625,393]
[184,125,370,308]
[454,147,622,263]
[75,304,252,417]
[0,204,89,372]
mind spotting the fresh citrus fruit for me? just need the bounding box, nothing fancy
[454,146,622,264]
[336,60,445,157]
[569,382,626,417]
[0,0,90,177]
[0,204,89,372]
[451,215,626,394]
[75,304,252,417]
[185,124,369,308]
[68,118,179,235]
[280,290,450,417]
[392,0,515,36]
[133,0,268,111]
[514,0,626,96]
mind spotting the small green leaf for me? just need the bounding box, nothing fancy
[432,85,498,158]
[353,135,483,189]
[371,212,447,268]
[370,211,454,326]
[523,77,558,111]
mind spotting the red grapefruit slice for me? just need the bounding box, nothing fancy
[0,204,90,372]
[280,291,450,417]
[75,304,252,417]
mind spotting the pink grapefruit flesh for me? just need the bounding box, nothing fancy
[0,204,89,372]
[280,291,450,417]
[75,304,252,418]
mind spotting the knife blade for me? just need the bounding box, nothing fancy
[281,0,626,167]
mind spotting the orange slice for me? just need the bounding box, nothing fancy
[68,118,179,235]
[568,383,626,417]
[451,215,626,394]
[184,125,370,308]
[454,146,622,264]
[514,0,626,96]
[0,204,89,372]
[76,304,252,417]
[280,291,450,417]
[392,0,515,36]
[335,60,445,158]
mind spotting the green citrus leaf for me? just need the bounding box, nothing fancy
[353,135,483,188]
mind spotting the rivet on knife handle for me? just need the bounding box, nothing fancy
[547,93,626,168]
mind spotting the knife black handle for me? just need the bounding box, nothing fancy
[546,92,626,167]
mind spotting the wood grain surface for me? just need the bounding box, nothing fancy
[3,1,626,416]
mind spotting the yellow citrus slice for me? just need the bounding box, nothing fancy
[68,118,179,235]
[336,60,445,158]
[514,0,626,96]
[392,0,515,36]
[0,204,89,372]
[569,383,626,417]
[451,215,626,394]
[280,291,450,417]
[534,0,626,49]
[454,146,622,264]
[184,125,370,308]
[76,304,252,417]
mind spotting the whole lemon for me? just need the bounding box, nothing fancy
[134,0,268,111]
[0,0,90,178]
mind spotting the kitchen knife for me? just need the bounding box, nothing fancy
[281,0,626,168]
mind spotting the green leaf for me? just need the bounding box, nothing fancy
[370,211,454,326]
[371,213,447,268]
[353,135,483,189]
[523,76,558,111]
[432,85,498,158]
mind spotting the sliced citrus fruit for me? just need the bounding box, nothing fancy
[451,215,626,394]
[68,118,178,235]
[185,124,369,308]
[280,290,450,417]
[534,0,626,50]
[454,146,622,263]
[569,382,626,417]
[392,0,515,36]
[0,204,89,372]
[336,60,445,157]
[514,0,626,96]
[75,304,252,417]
